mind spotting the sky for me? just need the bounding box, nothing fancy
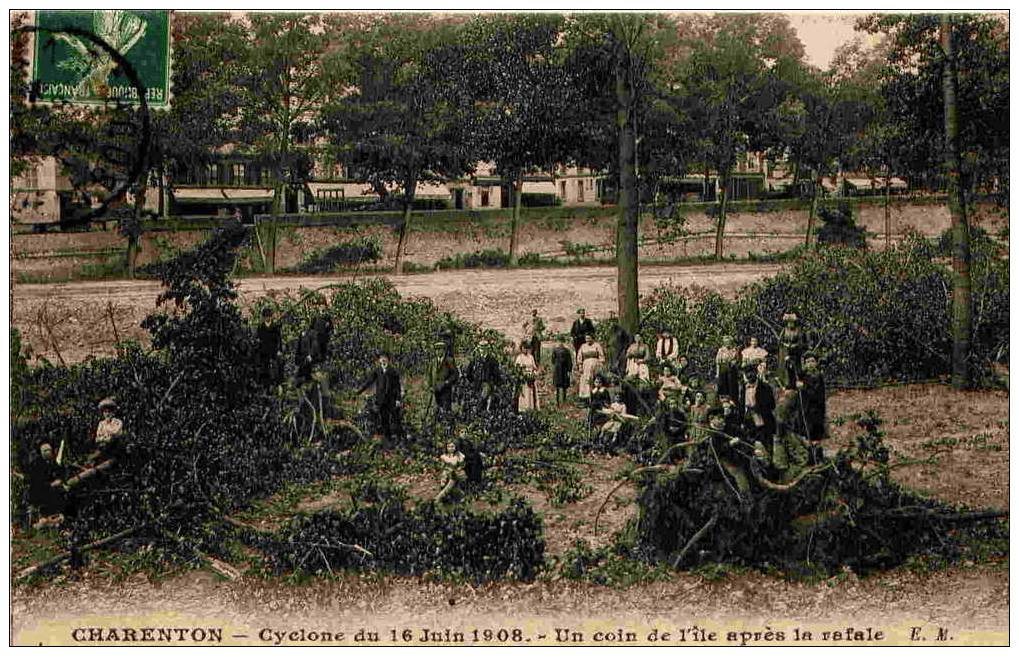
[785,12,871,68]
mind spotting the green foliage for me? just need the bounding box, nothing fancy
[256,498,545,583]
[935,227,1010,368]
[559,535,671,586]
[858,13,1008,192]
[11,221,358,568]
[816,201,868,249]
[635,412,1007,575]
[641,235,1008,385]
[292,235,383,273]
[435,248,512,270]
[519,193,562,207]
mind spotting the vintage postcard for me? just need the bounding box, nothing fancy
[8,7,1009,647]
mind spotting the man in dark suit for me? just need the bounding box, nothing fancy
[570,308,596,355]
[357,354,403,442]
[256,307,283,385]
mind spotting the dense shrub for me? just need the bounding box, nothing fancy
[435,248,511,269]
[258,497,545,582]
[292,235,383,273]
[11,222,357,560]
[635,413,1007,575]
[252,278,487,391]
[641,234,1007,385]
[816,201,868,248]
[520,193,562,207]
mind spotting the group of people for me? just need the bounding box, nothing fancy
[18,397,126,531]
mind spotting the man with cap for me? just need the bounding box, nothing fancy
[357,354,404,443]
[62,397,125,490]
[428,341,459,420]
[467,337,502,411]
[570,308,596,356]
[778,312,805,390]
[523,309,546,366]
[738,367,776,459]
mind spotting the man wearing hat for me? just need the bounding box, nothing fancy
[467,338,502,411]
[428,341,459,420]
[570,308,596,356]
[62,397,125,490]
[357,354,404,443]
[95,397,124,447]
[523,309,546,366]
[778,312,805,390]
[738,367,776,459]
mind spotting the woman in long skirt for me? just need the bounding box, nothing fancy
[577,334,605,400]
[514,340,540,412]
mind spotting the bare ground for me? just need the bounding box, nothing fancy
[9,266,1009,646]
[11,263,780,364]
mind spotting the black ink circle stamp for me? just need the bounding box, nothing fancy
[12,23,153,227]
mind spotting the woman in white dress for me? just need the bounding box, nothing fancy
[514,340,540,412]
[577,334,605,400]
[625,333,650,377]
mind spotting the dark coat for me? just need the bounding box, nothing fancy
[799,370,827,440]
[311,316,333,362]
[358,366,402,406]
[570,317,596,349]
[257,321,282,359]
[551,346,573,388]
[739,379,776,440]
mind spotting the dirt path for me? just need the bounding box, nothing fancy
[12,263,780,363]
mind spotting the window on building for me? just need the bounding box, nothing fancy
[480,187,490,207]
[577,179,585,202]
[560,181,567,199]
[232,163,245,185]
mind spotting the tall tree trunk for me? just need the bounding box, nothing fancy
[126,182,145,278]
[884,167,892,249]
[615,44,639,334]
[509,171,523,265]
[714,170,729,259]
[268,184,284,275]
[941,16,972,388]
[394,178,417,275]
[805,170,822,247]
[157,165,166,218]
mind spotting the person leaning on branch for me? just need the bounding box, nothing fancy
[357,354,404,443]
[61,397,125,490]
[436,441,466,503]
